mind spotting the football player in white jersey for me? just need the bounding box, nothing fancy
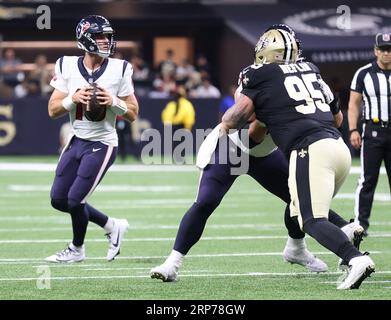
[45,15,138,263]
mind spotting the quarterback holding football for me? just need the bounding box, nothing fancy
[46,15,138,263]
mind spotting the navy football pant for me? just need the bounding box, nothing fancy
[174,143,348,255]
[50,136,117,246]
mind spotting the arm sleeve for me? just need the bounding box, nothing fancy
[49,57,68,93]
[117,61,135,97]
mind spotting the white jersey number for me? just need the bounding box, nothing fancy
[284,73,330,114]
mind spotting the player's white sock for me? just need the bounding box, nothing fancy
[103,218,115,233]
[69,242,84,252]
[165,250,184,267]
[286,236,307,250]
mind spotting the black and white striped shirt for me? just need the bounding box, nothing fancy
[351,61,391,122]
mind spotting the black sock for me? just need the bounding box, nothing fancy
[68,200,89,247]
[303,218,361,262]
[284,206,305,239]
[328,209,349,228]
[51,198,108,229]
[85,204,109,228]
[173,202,214,254]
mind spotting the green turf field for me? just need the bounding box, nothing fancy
[0,157,390,300]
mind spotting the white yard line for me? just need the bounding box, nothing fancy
[0,252,328,264]
[83,267,151,271]
[0,270,390,282]
[336,193,391,201]
[0,224,283,232]
[0,236,291,244]
[0,250,386,265]
[5,184,391,201]
[2,232,391,244]
[0,163,387,174]
[1,223,390,232]
[7,185,191,192]
[0,163,197,172]
[0,213,272,222]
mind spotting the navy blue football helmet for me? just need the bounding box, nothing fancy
[76,15,115,58]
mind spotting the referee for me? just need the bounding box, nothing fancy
[348,33,391,235]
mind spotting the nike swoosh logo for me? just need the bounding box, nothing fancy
[113,231,120,247]
[92,148,102,152]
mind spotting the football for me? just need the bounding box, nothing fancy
[84,83,106,121]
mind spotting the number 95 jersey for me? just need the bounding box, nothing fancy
[239,62,340,153]
[50,56,134,147]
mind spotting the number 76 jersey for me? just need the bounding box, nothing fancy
[239,61,340,154]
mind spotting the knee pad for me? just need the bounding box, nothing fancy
[51,198,69,213]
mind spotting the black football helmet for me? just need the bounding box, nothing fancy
[76,15,115,58]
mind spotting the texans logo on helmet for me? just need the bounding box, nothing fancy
[81,22,90,35]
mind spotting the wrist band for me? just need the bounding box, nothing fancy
[110,96,127,116]
[62,95,76,111]
[349,129,359,134]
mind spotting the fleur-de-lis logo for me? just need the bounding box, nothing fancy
[298,149,307,158]
[242,76,249,86]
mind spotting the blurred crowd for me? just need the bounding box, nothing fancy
[0,48,227,100]
[0,48,54,99]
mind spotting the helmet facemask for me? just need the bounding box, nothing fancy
[93,32,116,58]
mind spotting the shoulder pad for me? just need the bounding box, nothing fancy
[306,61,320,74]
[240,63,268,88]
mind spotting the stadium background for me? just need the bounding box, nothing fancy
[1,0,390,156]
[0,0,390,304]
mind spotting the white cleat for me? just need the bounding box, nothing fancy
[106,218,129,261]
[337,254,375,289]
[283,247,328,273]
[45,245,85,263]
[338,222,365,270]
[150,263,179,282]
[341,222,365,245]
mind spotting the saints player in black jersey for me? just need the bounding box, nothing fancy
[221,27,375,289]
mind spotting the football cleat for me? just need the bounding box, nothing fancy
[337,254,375,289]
[45,244,85,263]
[338,222,365,270]
[106,218,129,261]
[283,247,328,272]
[150,263,179,282]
